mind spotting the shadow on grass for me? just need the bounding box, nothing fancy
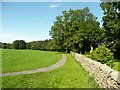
[88,76,99,88]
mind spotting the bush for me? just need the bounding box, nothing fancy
[90,45,114,67]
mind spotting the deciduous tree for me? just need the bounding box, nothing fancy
[50,7,103,53]
[13,40,26,49]
[100,1,120,58]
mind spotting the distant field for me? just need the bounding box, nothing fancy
[2,54,99,88]
[2,49,61,73]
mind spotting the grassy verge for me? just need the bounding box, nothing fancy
[2,54,99,88]
[2,49,61,73]
[112,62,120,71]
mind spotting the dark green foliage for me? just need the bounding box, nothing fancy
[90,45,114,67]
[28,39,52,51]
[6,43,12,49]
[0,42,2,48]
[13,40,26,49]
[26,43,31,49]
[0,43,12,49]
[50,7,103,54]
[1,39,52,50]
[1,43,7,49]
[31,41,41,50]
[100,2,120,59]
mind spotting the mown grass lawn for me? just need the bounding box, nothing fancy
[2,49,61,73]
[0,49,2,88]
[0,49,2,73]
[2,54,99,88]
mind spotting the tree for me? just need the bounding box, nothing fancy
[0,42,12,49]
[31,41,41,50]
[30,39,52,50]
[26,42,31,49]
[13,40,26,49]
[100,1,120,58]
[50,16,65,52]
[50,7,102,53]
[2,43,7,49]
[0,42,2,48]
[6,43,12,49]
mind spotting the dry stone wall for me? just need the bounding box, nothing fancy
[70,51,120,89]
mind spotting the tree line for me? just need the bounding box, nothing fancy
[0,39,53,51]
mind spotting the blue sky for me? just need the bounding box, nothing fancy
[1,2,103,43]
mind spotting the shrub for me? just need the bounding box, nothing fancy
[90,45,114,67]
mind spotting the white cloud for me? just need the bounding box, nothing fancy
[0,32,24,43]
[49,4,60,8]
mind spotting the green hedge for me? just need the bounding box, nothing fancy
[90,45,114,67]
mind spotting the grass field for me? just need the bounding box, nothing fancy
[0,49,1,88]
[2,49,62,73]
[2,54,99,88]
[0,49,2,73]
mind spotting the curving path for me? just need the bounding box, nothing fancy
[0,54,66,77]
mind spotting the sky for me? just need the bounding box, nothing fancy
[1,1,104,43]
